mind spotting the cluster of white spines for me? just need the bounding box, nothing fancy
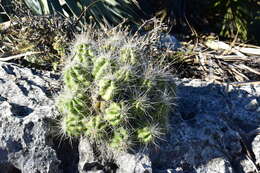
[56,28,176,151]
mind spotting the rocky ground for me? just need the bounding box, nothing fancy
[0,61,259,173]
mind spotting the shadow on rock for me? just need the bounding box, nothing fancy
[150,79,260,173]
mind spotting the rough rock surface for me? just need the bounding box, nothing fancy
[0,62,259,173]
[78,138,152,173]
[0,62,65,173]
[252,134,260,166]
[151,79,260,173]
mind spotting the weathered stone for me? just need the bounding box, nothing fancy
[0,62,61,173]
[252,134,260,166]
[78,137,152,173]
[239,157,258,173]
[114,152,152,173]
[196,158,233,173]
[151,78,260,173]
[159,34,181,51]
[78,138,99,173]
[1,62,260,173]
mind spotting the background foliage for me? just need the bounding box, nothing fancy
[0,0,259,42]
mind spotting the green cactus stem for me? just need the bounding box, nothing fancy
[104,102,127,126]
[131,91,152,115]
[115,65,134,81]
[57,27,176,150]
[83,116,107,139]
[61,114,85,137]
[98,79,116,101]
[137,125,163,144]
[110,127,131,151]
[92,57,113,81]
[74,43,94,64]
[120,47,137,65]
[57,91,91,117]
[64,65,92,91]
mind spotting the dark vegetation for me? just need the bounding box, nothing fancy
[0,0,259,82]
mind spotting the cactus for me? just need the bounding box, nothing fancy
[60,114,86,137]
[64,65,92,91]
[83,115,108,140]
[104,102,129,126]
[119,47,138,65]
[56,28,176,150]
[137,124,163,145]
[98,79,116,101]
[110,127,131,151]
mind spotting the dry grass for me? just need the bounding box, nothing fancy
[0,15,259,83]
[0,15,75,70]
[160,37,260,83]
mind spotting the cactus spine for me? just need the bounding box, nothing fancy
[56,28,176,151]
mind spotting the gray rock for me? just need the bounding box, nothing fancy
[115,152,152,173]
[239,157,258,173]
[78,138,101,173]
[252,134,260,166]
[159,34,181,50]
[151,79,260,173]
[78,138,152,173]
[1,62,260,173]
[0,62,61,173]
[196,158,233,173]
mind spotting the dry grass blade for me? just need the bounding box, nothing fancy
[198,52,208,72]
[0,20,12,30]
[223,62,249,81]
[0,15,75,70]
[0,51,42,62]
[213,55,248,61]
[0,17,29,30]
[229,81,260,86]
[236,64,260,76]
[235,47,260,56]
[164,37,260,82]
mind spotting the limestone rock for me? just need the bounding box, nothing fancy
[78,138,152,173]
[252,134,260,166]
[151,78,260,173]
[1,62,259,173]
[0,62,61,173]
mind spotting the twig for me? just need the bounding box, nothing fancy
[229,81,260,86]
[74,0,103,26]
[235,47,260,56]
[236,64,260,76]
[0,51,42,62]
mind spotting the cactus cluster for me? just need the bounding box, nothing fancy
[56,29,176,151]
